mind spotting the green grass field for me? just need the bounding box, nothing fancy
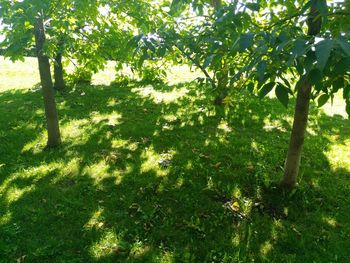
[0,57,350,262]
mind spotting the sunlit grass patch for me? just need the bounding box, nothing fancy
[326,138,350,172]
[132,85,189,104]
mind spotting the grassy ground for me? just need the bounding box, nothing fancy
[0,57,350,262]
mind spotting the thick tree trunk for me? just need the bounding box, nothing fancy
[34,14,62,147]
[54,52,65,91]
[280,1,323,188]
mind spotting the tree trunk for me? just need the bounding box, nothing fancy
[280,1,323,188]
[34,14,62,147]
[281,80,312,188]
[54,52,65,91]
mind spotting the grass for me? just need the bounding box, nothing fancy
[0,56,350,262]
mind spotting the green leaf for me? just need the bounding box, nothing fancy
[305,51,316,73]
[292,39,307,57]
[247,83,254,93]
[259,82,275,98]
[203,54,215,69]
[301,0,313,14]
[157,46,167,57]
[170,0,187,15]
[315,39,333,72]
[334,57,350,75]
[346,101,350,118]
[275,84,289,108]
[239,33,254,51]
[315,0,328,16]
[317,94,329,107]
[332,78,344,93]
[256,61,267,83]
[138,53,148,69]
[343,85,350,100]
[309,68,323,87]
[245,3,260,11]
[336,37,350,56]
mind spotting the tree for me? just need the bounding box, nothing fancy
[241,0,350,188]
[281,1,323,188]
[165,0,350,188]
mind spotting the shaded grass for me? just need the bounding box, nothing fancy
[0,60,350,262]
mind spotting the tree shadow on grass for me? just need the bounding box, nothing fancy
[0,81,349,262]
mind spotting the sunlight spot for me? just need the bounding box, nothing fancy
[232,187,242,199]
[198,115,204,125]
[306,126,317,136]
[0,211,12,225]
[85,207,105,230]
[232,233,240,246]
[129,240,151,259]
[217,120,232,133]
[323,216,340,228]
[204,138,212,146]
[107,98,118,107]
[60,158,81,177]
[320,92,348,118]
[35,109,44,115]
[90,230,122,259]
[157,252,174,262]
[326,139,350,172]
[111,138,129,148]
[251,141,259,152]
[132,86,188,104]
[84,160,110,181]
[127,142,139,152]
[260,241,273,256]
[185,160,193,170]
[263,118,288,132]
[22,139,44,153]
[140,146,174,177]
[6,185,35,203]
[61,119,89,140]
[90,111,122,126]
[175,177,184,188]
[1,163,60,193]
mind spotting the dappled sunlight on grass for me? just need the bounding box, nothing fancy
[326,139,350,172]
[5,185,36,203]
[132,85,189,104]
[84,207,105,230]
[1,58,350,261]
[90,230,122,259]
[323,216,341,228]
[61,119,90,141]
[0,211,12,226]
[140,146,174,177]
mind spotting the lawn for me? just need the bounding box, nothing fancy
[0,57,350,262]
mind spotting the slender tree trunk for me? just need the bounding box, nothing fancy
[34,14,62,147]
[281,80,312,188]
[54,52,65,91]
[280,1,323,188]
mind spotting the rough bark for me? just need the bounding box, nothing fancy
[280,1,323,188]
[34,14,62,147]
[54,52,65,91]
